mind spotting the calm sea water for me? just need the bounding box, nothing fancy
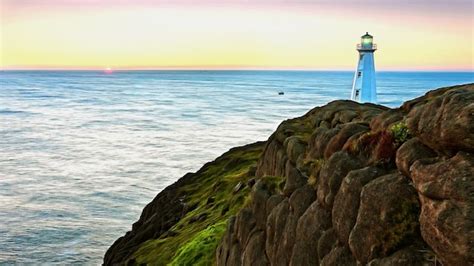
[0,70,472,264]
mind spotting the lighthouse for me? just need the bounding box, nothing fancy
[351,32,377,103]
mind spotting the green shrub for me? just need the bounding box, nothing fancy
[390,122,410,144]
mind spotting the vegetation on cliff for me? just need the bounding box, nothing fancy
[104,142,264,265]
[105,83,473,266]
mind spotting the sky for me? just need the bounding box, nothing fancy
[1,0,473,70]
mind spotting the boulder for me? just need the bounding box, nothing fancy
[349,173,420,264]
[284,136,307,164]
[242,231,269,266]
[332,166,388,243]
[317,151,362,209]
[324,122,369,159]
[288,185,316,217]
[265,199,290,265]
[411,152,474,201]
[411,152,474,265]
[266,194,285,216]
[235,208,258,248]
[309,127,340,159]
[395,137,437,177]
[216,216,240,266]
[320,245,357,266]
[227,244,243,266]
[317,228,338,262]
[277,213,299,265]
[331,109,358,126]
[251,180,271,230]
[256,140,287,177]
[370,109,404,132]
[283,161,307,196]
[406,86,474,154]
[290,201,331,266]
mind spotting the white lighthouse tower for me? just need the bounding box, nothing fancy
[351,32,377,103]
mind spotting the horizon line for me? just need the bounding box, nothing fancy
[0,66,474,72]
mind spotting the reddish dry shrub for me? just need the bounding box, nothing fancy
[372,131,397,163]
[344,131,379,155]
[343,130,398,164]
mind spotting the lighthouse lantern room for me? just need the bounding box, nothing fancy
[351,32,377,103]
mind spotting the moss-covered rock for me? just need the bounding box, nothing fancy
[104,142,265,265]
[348,173,420,264]
[169,222,227,266]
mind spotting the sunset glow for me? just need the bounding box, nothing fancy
[1,0,473,71]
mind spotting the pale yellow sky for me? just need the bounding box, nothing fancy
[1,1,473,70]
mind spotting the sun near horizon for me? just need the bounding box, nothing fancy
[1,0,473,71]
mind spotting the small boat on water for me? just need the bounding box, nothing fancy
[278,91,284,95]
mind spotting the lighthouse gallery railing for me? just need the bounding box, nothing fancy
[357,44,377,50]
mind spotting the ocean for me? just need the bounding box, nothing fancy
[0,70,472,264]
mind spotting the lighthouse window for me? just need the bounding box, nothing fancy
[357,71,362,77]
[359,54,364,61]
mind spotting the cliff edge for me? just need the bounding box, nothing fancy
[104,83,473,266]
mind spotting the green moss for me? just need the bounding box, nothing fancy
[131,143,265,265]
[381,197,420,255]
[390,121,411,144]
[260,175,285,193]
[275,118,314,144]
[169,222,227,266]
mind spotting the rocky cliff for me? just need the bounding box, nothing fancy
[104,84,473,266]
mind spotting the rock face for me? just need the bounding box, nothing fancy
[104,83,474,266]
